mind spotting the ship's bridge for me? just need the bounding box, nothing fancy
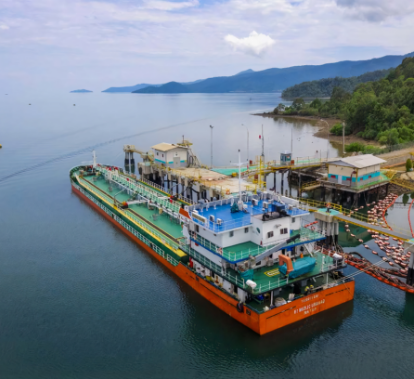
[189,196,309,233]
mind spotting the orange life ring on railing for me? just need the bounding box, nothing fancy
[226,189,230,195]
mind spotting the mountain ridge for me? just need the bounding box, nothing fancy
[132,52,414,94]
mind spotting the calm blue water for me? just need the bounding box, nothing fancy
[1,92,414,379]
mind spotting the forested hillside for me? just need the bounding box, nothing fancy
[281,69,391,99]
[274,57,414,146]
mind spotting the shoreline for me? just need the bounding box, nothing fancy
[254,113,380,146]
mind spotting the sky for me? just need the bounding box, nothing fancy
[1,0,414,92]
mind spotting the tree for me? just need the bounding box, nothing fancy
[406,158,413,172]
[330,123,343,136]
[277,103,286,112]
[345,142,365,153]
[378,128,399,146]
[310,98,322,109]
[292,98,305,110]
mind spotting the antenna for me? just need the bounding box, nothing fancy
[92,150,97,168]
[261,124,265,162]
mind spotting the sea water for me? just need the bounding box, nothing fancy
[0,92,413,379]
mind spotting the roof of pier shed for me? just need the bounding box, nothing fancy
[329,154,385,169]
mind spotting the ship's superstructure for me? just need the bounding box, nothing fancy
[69,149,354,335]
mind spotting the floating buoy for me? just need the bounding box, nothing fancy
[351,234,355,237]
[372,251,378,255]
[358,239,363,243]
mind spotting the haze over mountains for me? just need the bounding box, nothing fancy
[102,52,414,94]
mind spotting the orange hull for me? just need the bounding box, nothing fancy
[72,184,355,335]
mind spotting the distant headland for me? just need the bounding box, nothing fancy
[70,89,92,93]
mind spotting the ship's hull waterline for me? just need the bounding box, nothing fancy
[72,182,355,335]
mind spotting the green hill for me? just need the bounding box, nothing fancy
[274,57,414,148]
[281,69,391,99]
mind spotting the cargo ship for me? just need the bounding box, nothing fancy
[70,147,354,335]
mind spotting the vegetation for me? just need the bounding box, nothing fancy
[329,122,352,136]
[281,69,391,99]
[345,142,384,154]
[406,158,413,172]
[273,57,414,146]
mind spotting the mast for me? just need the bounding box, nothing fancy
[261,125,265,163]
[210,125,214,169]
[238,149,242,203]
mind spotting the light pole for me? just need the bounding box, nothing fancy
[210,125,214,169]
[320,119,330,160]
[243,124,249,168]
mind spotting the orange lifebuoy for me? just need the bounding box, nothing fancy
[226,189,230,195]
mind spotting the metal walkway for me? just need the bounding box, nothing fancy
[314,208,413,241]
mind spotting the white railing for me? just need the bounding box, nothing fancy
[96,166,181,214]
[73,182,180,266]
[77,176,180,251]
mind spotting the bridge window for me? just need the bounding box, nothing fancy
[267,231,274,238]
[244,227,249,233]
[229,231,234,237]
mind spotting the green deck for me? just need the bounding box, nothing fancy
[82,175,184,239]
[245,273,340,313]
[227,251,334,294]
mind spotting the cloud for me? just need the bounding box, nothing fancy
[335,0,414,22]
[0,25,9,30]
[224,31,275,57]
[144,0,199,11]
